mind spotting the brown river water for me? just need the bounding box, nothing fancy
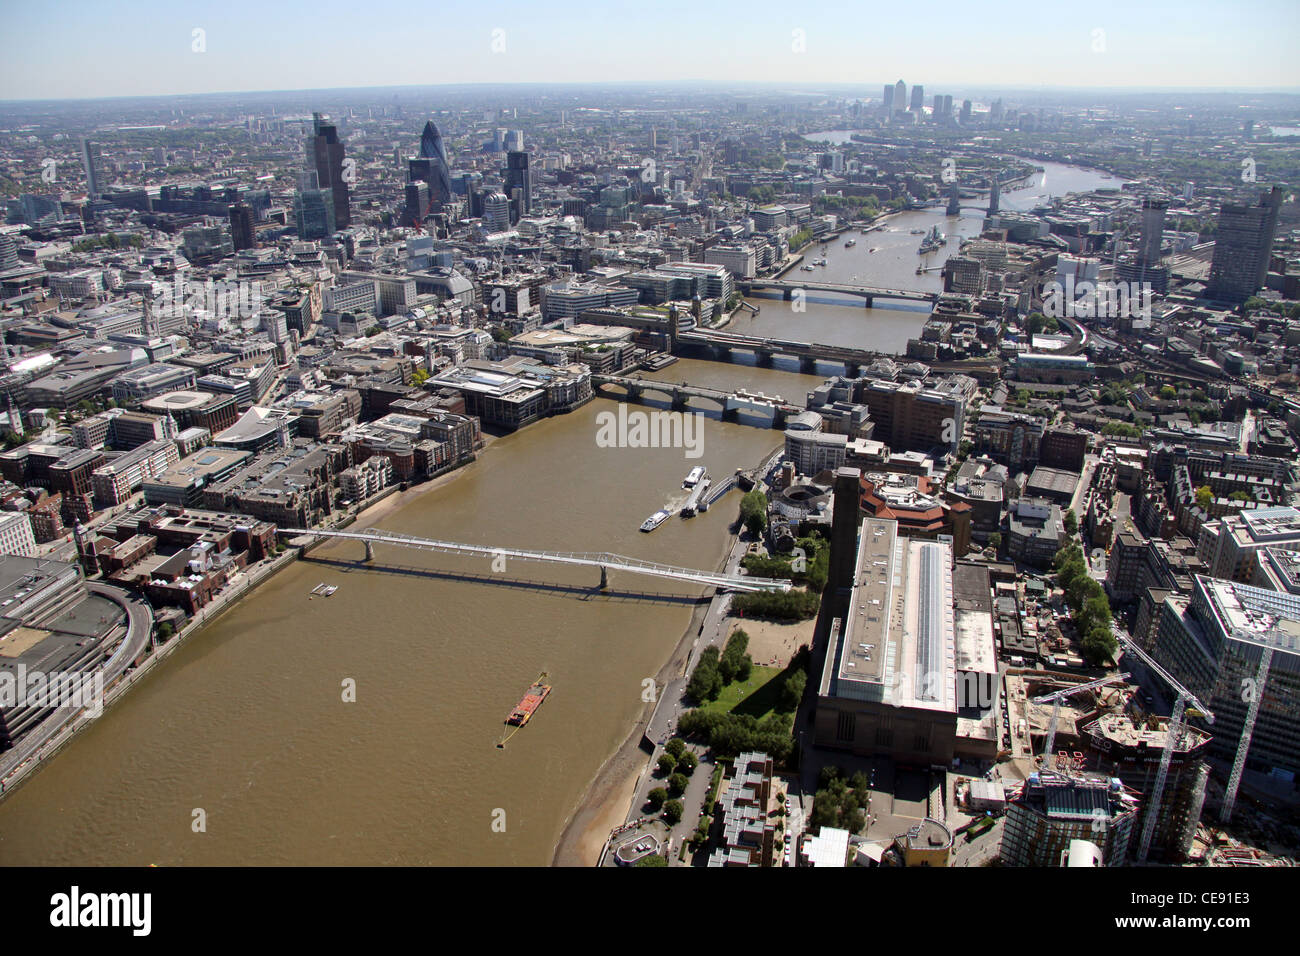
[0,158,1115,863]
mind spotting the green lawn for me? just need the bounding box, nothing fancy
[695,665,784,720]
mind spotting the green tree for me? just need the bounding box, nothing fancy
[1195,485,1214,510]
[1054,545,1087,591]
[779,670,807,712]
[1063,509,1078,536]
[1079,594,1112,634]
[810,790,841,829]
[988,532,1002,551]
[730,589,820,622]
[818,765,842,789]
[1025,312,1058,336]
[676,709,795,763]
[1081,626,1117,665]
[676,750,698,775]
[634,853,667,867]
[667,773,688,796]
[787,228,815,251]
[1068,572,1099,609]
[647,787,668,810]
[686,646,722,702]
[662,799,684,824]
[664,738,686,759]
[739,489,768,536]
[657,754,677,775]
[720,630,751,685]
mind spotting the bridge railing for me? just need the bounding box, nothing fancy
[282,527,792,592]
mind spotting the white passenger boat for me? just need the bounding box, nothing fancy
[640,509,672,532]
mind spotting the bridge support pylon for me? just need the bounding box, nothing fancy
[863,295,873,308]
[783,289,793,301]
[671,394,689,411]
[845,362,861,378]
[599,565,608,590]
[799,356,817,374]
[756,350,774,366]
[772,409,788,429]
[364,541,375,562]
[721,406,740,423]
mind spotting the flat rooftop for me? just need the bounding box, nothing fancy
[142,389,218,412]
[837,517,896,687]
[1196,574,1300,656]
[1257,547,1300,595]
[146,447,251,489]
[1233,506,1300,546]
[831,517,956,713]
[1026,465,1080,498]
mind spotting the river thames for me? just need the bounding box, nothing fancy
[0,154,1119,865]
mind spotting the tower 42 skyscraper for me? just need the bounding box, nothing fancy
[307,112,351,229]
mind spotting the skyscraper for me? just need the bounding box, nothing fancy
[504,151,531,222]
[403,181,430,228]
[294,170,336,240]
[1137,197,1168,268]
[229,203,255,252]
[0,234,19,272]
[80,138,103,198]
[482,192,510,233]
[960,99,973,124]
[1116,196,1172,297]
[910,84,924,112]
[882,84,894,111]
[1205,185,1283,303]
[893,80,907,113]
[415,120,453,205]
[307,112,350,229]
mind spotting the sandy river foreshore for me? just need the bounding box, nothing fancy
[551,591,713,866]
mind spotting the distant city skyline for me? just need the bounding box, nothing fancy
[2,0,1299,101]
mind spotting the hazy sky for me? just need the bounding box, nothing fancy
[3,0,1299,100]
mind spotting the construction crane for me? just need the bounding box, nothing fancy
[1033,673,1131,770]
[1115,630,1214,862]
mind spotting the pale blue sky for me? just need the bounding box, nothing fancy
[2,0,1298,100]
